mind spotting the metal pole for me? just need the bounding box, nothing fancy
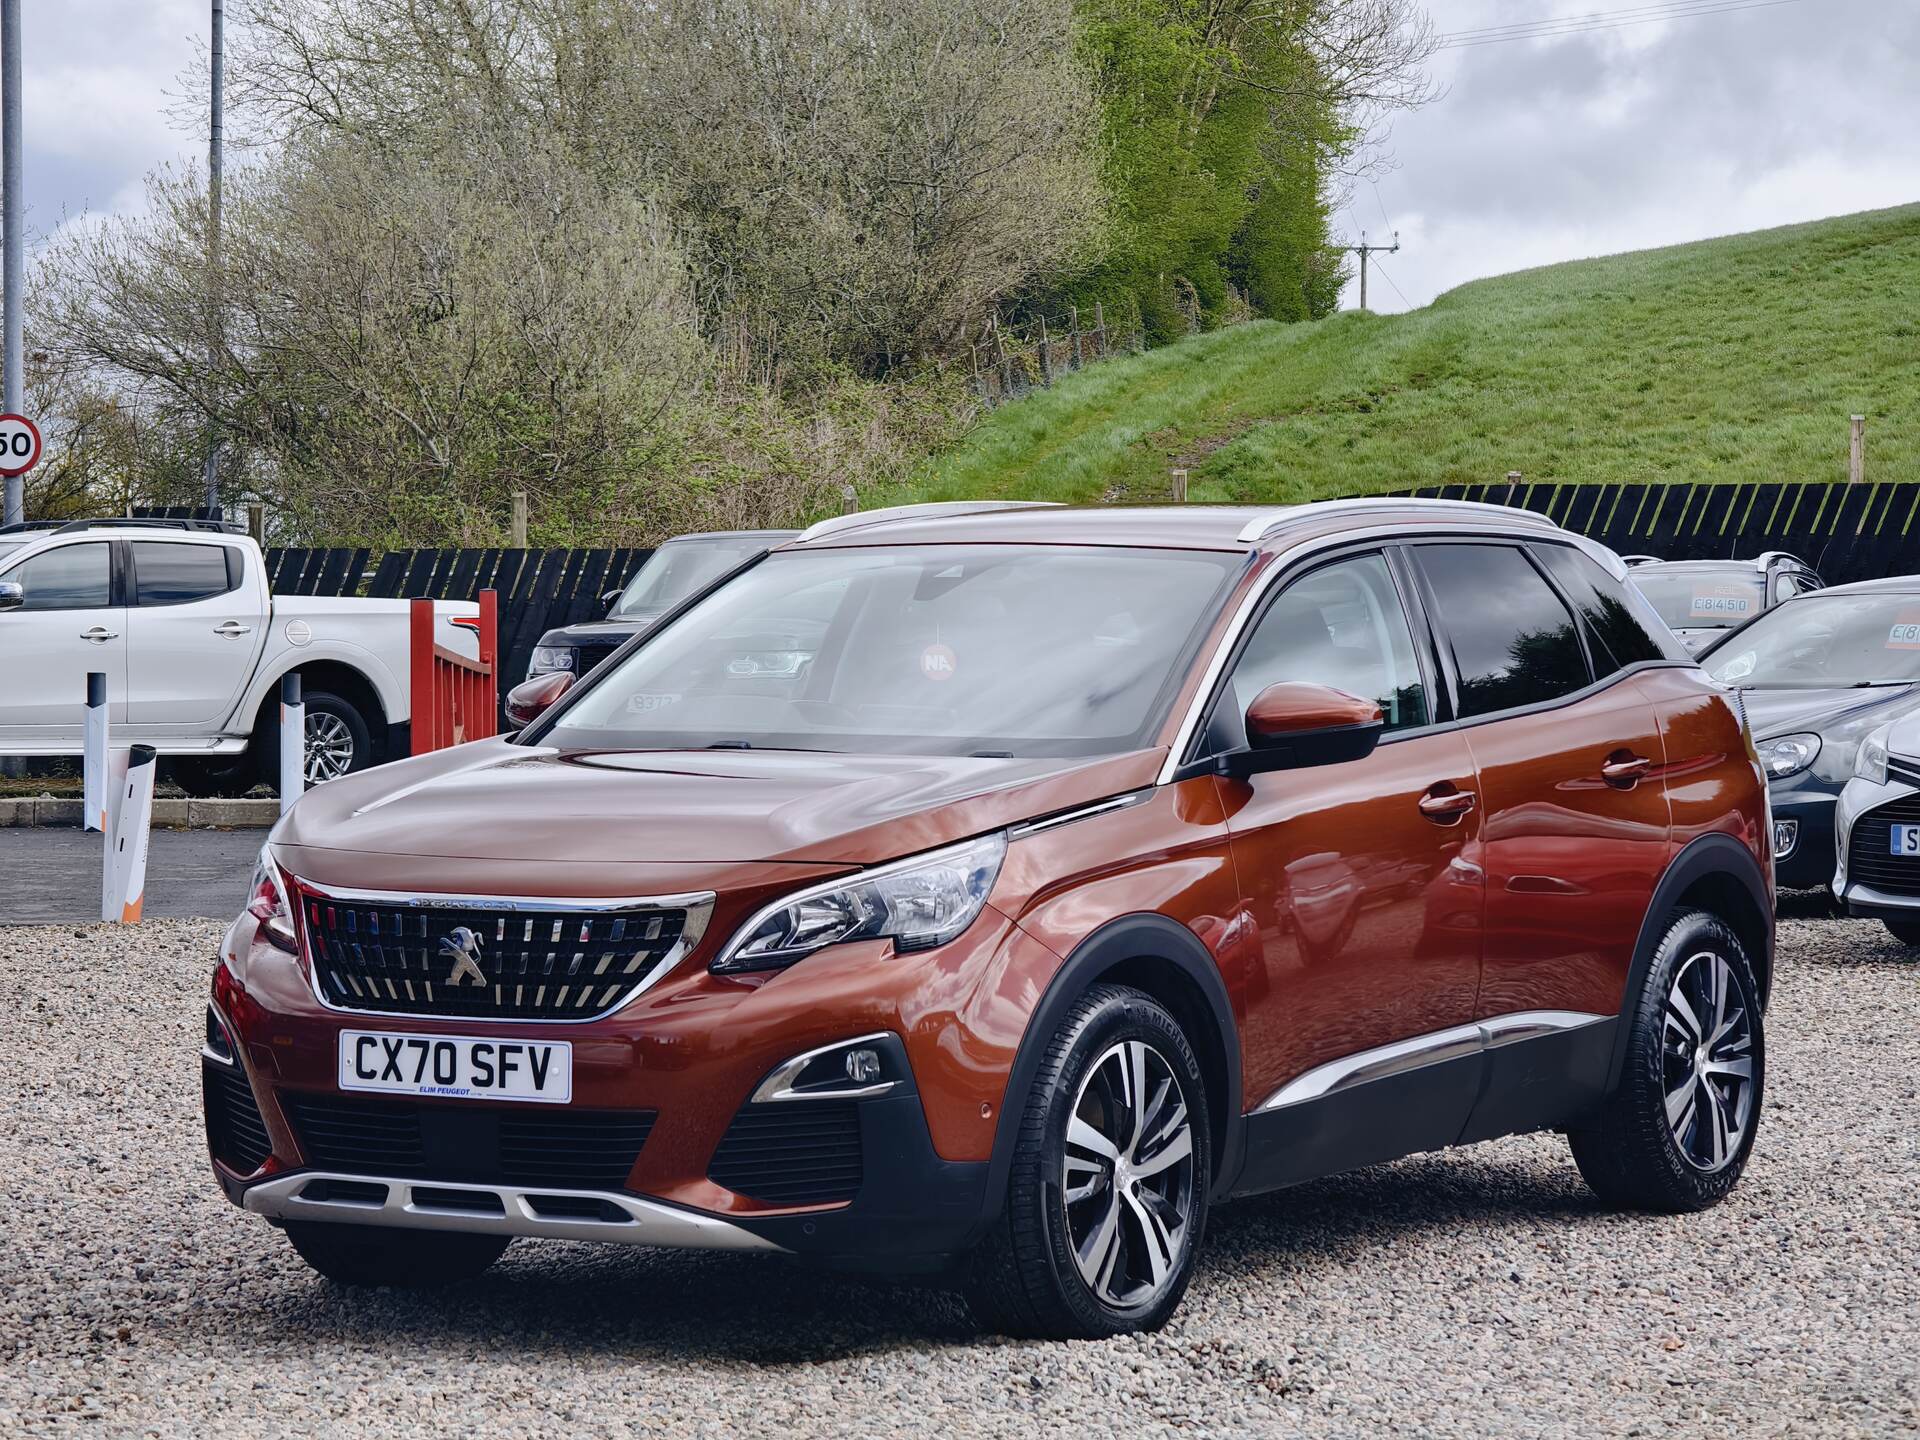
[3,0,24,528]
[201,0,224,516]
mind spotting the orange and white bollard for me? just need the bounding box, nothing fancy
[100,744,156,924]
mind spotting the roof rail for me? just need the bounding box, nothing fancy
[50,517,246,537]
[0,519,67,535]
[1754,549,1812,568]
[797,500,1063,543]
[1619,554,1663,567]
[1234,497,1558,546]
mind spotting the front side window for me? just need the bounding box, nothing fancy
[6,542,111,611]
[1416,544,1590,718]
[1225,553,1430,736]
[1705,592,1920,688]
[131,542,235,605]
[547,544,1240,757]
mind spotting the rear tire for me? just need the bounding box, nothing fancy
[1883,919,1920,947]
[963,984,1210,1340]
[1569,909,1763,1213]
[297,690,374,784]
[285,1222,509,1288]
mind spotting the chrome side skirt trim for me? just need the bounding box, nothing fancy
[1254,1009,1610,1113]
[243,1171,785,1252]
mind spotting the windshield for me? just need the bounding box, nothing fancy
[0,538,29,567]
[547,544,1241,757]
[1630,568,1764,632]
[1705,593,1920,688]
[611,536,774,618]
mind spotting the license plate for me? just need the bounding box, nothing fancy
[338,1030,571,1104]
[1891,825,1920,857]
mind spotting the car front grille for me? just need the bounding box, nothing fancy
[203,1061,273,1175]
[707,1102,863,1208]
[577,640,626,674]
[282,1093,656,1190]
[1848,793,1920,897]
[297,891,699,1021]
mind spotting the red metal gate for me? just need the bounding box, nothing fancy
[410,589,498,754]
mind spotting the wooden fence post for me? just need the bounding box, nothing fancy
[510,490,529,547]
[1070,306,1083,370]
[1038,316,1053,386]
[1170,469,1188,503]
[1505,470,1522,506]
[995,317,1015,399]
[246,502,264,544]
[1850,415,1866,484]
[841,483,859,515]
[1094,302,1108,358]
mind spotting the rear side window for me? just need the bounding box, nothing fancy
[1533,543,1682,670]
[8,542,112,610]
[131,542,237,605]
[1415,544,1590,718]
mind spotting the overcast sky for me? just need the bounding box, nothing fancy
[8,1,1920,312]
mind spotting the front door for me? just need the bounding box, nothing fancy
[0,540,127,746]
[1207,551,1486,1182]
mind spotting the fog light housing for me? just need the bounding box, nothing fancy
[844,1048,882,1085]
[1772,819,1799,860]
[752,1033,903,1103]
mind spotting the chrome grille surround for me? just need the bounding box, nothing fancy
[293,879,715,1024]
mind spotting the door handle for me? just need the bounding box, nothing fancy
[213,620,254,638]
[1601,752,1653,788]
[79,626,118,644]
[1418,785,1477,823]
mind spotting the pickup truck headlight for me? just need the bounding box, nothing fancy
[1756,732,1821,780]
[528,644,577,678]
[245,845,297,952]
[1856,730,1890,786]
[713,834,1006,974]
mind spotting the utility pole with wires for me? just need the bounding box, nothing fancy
[201,0,225,516]
[1344,231,1400,313]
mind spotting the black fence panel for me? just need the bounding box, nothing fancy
[1402,482,1920,586]
[263,545,654,718]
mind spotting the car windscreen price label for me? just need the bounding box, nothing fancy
[0,414,42,477]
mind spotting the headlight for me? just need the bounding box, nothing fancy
[245,845,297,952]
[1857,730,1890,786]
[713,834,1006,974]
[1756,732,1821,780]
[527,644,577,678]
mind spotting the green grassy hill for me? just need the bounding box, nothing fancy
[900,204,1920,506]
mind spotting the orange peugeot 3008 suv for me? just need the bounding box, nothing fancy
[205,499,1772,1339]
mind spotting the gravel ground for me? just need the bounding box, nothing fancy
[2,915,1916,1438]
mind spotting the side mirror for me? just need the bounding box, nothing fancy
[602,589,624,610]
[504,671,575,730]
[1226,682,1384,776]
[0,582,21,613]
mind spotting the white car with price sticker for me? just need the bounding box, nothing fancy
[1834,709,1920,946]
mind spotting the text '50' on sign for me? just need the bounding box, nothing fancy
[0,414,42,477]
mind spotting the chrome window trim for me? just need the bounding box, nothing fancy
[750,1032,899,1103]
[291,876,716,1026]
[1254,1010,1610,1113]
[1156,522,1639,786]
[242,1171,784,1251]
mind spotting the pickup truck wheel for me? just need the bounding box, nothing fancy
[164,753,261,799]
[299,692,373,784]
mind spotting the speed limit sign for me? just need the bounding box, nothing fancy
[0,414,42,477]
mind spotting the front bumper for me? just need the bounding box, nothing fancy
[205,905,1019,1271]
[1834,773,1920,919]
[1769,784,1838,890]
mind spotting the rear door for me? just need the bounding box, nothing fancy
[124,539,267,734]
[0,540,127,743]
[1408,540,1672,1035]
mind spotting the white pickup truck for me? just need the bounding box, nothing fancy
[0,519,478,796]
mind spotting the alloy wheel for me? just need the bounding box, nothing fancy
[1061,1039,1196,1308]
[1661,950,1757,1173]
[304,711,356,784]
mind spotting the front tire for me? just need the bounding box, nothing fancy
[285,1222,510,1287]
[1569,909,1763,1212]
[964,984,1210,1339]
